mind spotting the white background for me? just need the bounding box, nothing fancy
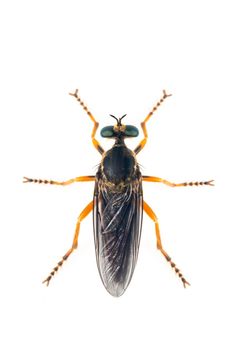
[0,1,232,349]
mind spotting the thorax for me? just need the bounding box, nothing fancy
[100,144,138,186]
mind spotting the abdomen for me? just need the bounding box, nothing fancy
[93,178,143,297]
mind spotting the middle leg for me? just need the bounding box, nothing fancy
[23,175,95,186]
[143,200,190,287]
[143,176,214,187]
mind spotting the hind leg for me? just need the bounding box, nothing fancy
[143,200,190,287]
[43,201,93,286]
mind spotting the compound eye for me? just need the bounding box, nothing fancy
[100,126,114,138]
[124,125,139,137]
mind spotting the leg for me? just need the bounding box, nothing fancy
[134,90,172,154]
[23,175,95,185]
[143,176,214,187]
[43,201,93,286]
[69,89,104,155]
[143,200,190,287]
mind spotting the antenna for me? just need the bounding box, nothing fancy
[109,114,119,124]
[110,114,127,126]
[119,114,127,124]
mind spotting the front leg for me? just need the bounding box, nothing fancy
[134,90,172,155]
[69,89,104,155]
[143,176,214,187]
[23,175,95,186]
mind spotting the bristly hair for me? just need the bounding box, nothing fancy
[110,114,127,126]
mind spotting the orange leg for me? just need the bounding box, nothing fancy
[143,200,190,287]
[134,90,172,154]
[23,175,95,186]
[69,89,104,155]
[143,176,214,187]
[43,201,93,286]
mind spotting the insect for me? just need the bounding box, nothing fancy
[24,89,214,297]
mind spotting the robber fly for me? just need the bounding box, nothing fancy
[24,89,214,297]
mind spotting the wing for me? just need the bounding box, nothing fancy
[93,177,143,297]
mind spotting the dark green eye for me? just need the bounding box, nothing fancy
[124,125,139,137]
[101,126,114,138]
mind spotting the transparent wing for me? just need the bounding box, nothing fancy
[93,178,143,297]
